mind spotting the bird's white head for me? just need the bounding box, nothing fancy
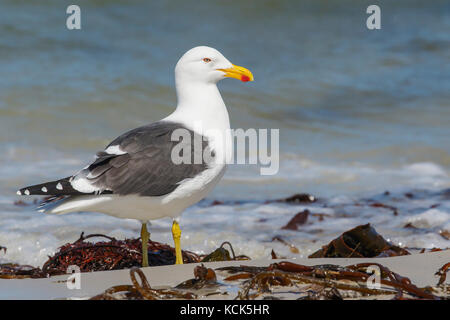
[175,46,254,85]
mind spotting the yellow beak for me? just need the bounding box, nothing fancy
[217,64,254,82]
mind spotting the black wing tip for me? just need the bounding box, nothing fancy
[17,177,72,196]
[17,186,47,196]
[17,179,113,197]
[17,187,32,196]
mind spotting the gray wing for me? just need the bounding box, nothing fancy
[18,121,212,198]
[84,121,211,197]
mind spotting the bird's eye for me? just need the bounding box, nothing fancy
[203,58,212,63]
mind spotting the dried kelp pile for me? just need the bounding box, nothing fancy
[91,260,450,300]
[0,234,248,279]
[42,233,201,275]
[91,264,220,300]
[0,233,199,279]
[91,267,197,300]
[219,261,449,300]
[0,263,46,279]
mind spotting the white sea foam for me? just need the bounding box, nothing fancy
[223,157,450,200]
[405,209,450,229]
[1,187,449,266]
[404,162,447,177]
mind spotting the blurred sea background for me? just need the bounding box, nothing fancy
[0,0,449,266]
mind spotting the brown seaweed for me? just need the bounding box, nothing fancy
[281,210,309,230]
[176,264,219,290]
[299,287,343,300]
[439,230,450,240]
[220,261,442,300]
[91,267,196,300]
[88,251,447,299]
[1,233,201,279]
[0,263,46,279]
[271,236,300,254]
[309,224,410,258]
[369,202,398,216]
[201,241,250,262]
[435,262,450,286]
[42,233,200,275]
[266,193,317,204]
[1,235,249,279]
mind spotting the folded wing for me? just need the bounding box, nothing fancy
[18,121,211,198]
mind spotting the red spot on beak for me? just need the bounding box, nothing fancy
[241,75,250,82]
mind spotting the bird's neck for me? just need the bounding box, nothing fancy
[168,81,231,134]
[164,81,233,165]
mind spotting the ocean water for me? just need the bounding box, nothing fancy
[0,0,449,266]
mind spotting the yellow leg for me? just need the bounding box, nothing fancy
[141,222,150,267]
[172,220,183,264]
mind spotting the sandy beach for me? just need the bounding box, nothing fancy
[0,250,448,300]
[0,0,449,301]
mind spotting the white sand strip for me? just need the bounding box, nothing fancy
[0,250,448,300]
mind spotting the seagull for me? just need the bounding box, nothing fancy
[17,46,253,267]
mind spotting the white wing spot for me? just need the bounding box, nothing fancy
[41,187,48,193]
[16,190,22,195]
[71,177,99,193]
[56,183,63,190]
[105,145,127,155]
[24,189,30,195]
